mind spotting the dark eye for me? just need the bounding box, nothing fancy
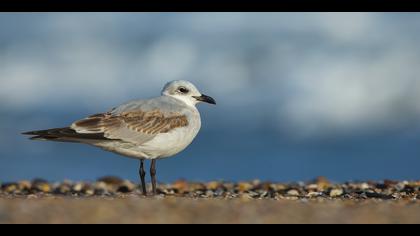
[178,87,189,94]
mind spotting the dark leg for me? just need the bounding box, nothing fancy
[139,160,147,195]
[150,160,157,195]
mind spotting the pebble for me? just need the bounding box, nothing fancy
[117,180,136,193]
[172,180,189,194]
[287,189,300,196]
[18,181,32,191]
[54,182,72,195]
[307,184,319,191]
[360,183,370,190]
[94,181,111,195]
[306,192,322,198]
[32,179,51,193]
[313,176,331,190]
[84,188,95,196]
[97,176,124,185]
[330,189,344,197]
[206,181,220,191]
[1,177,419,201]
[2,183,18,193]
[237,182,253,192]
[205,190,214,197]
[72,183,84,192]
[396,181,409,191]
[214,189,225,197]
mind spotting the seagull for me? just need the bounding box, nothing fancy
[22,80,216,195]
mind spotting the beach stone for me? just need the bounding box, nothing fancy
[402,185,416,194]
[259,191,269,198]
[2,183,18,193]
[97,176,124,185]
[307,192,322,198]
[205,190,214,197]
[330,189,344,197]
[117,180,136,193]
[206,181,221,191]
[172,180,189,194]
[35,183,51,193]
[222,183,235,191]
[54,183,72,194]
[360,183,370,190]
[192,183,207,192]
[271,184,287,192]
[31,179,51,193]
[247,191,260,198]
[287,189,300,196]
[384,179,398,186]
[239,193,254,200]
[18,181,31,191]
[213,189,224,197]
[160,187,175,196]
[395,182,407,191]
[314,176,331,190]
[32,178,48,185]
[237,182,253,192]
[84,189,95,196]
[72,183,84,192]
[94,181,111,195]
[2,178,419,201]
[258,182,274,192]
[307,184,319,191]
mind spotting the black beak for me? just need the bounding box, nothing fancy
[193,94,216,105]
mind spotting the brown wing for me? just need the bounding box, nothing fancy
[70,109,189,144]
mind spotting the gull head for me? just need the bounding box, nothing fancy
[161,80,216,107]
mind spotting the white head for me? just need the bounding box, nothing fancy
[161,80,216,107]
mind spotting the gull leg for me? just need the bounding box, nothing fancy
[139,160,147,195]
[150,160,157,195]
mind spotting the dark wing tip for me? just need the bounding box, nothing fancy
[29,135,49,140]
[22,127,113,142]
[22,131,38,135]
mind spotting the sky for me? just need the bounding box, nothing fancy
[1,13,420,183]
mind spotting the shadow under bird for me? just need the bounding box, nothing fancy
[22,80,216,195]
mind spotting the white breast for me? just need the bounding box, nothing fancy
[140,109,201,159]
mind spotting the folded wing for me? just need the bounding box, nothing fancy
[70,109,189,144]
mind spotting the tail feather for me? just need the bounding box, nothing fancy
[22,127,112,142]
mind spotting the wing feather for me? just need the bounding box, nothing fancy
[71,109,189,144]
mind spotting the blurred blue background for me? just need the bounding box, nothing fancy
[1,13,420,183]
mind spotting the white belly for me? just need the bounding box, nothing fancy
[92,114,201,160]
